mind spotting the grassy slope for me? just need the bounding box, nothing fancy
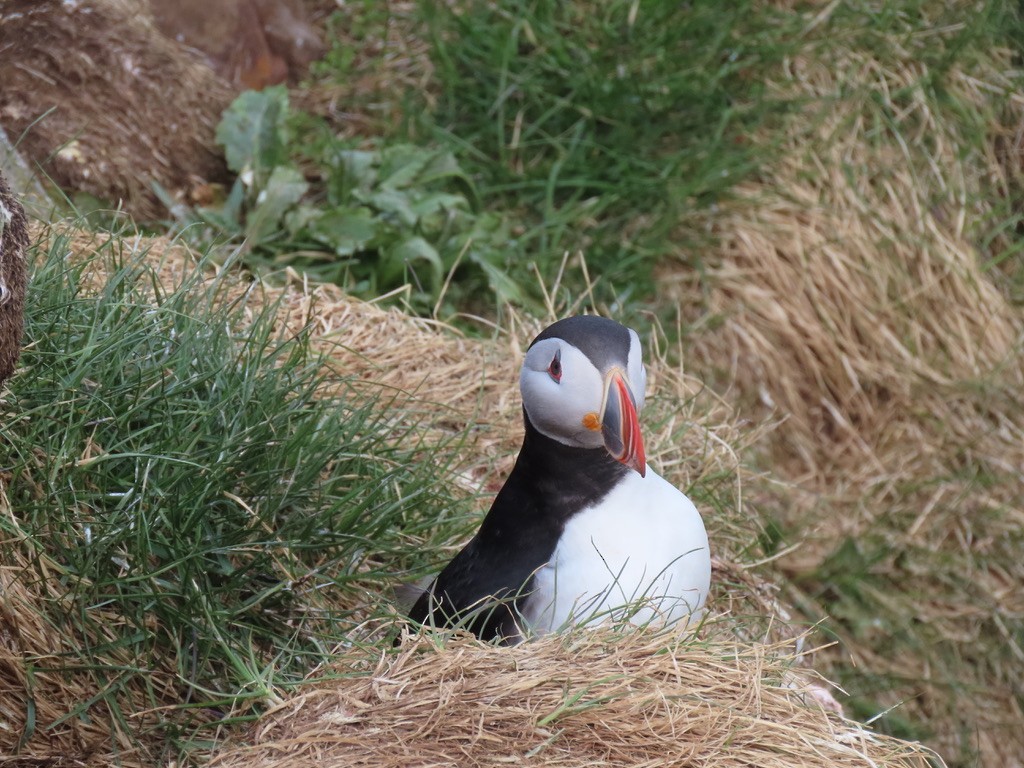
[3,0,1024,765]
[1,219,781,765]
[689,6,1024,765]
[414,0,803,312]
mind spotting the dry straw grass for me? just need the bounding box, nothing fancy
[661,16,1024,765]
[0,530,177,767]
[693,58,1024,490]
[208,628,935,768]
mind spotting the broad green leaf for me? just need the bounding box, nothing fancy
[382,236,443,289]
[418,150,479,208]
[284,203,323,237]
[338,150,378,189]
[378,145,432,189]
[470,251,524,305]
[456,211,511,249]
[216,86,290,176]
[361,188,418,227]
[409,192,468,220]
[418,150,469,185]
[311,207,380,256]
[246,166,309,243]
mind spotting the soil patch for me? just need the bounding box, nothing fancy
[0,0,232,219]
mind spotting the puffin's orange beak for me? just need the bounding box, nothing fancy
[600,368,646,477]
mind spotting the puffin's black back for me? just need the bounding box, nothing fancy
[408,417,628,641]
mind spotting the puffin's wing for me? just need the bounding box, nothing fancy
[407,532,547,642]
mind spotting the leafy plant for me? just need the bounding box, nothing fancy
[184,86,523,313]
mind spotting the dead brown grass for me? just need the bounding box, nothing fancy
[661,18,1024,766]
[208,628,935,768]
[0,516,178,767]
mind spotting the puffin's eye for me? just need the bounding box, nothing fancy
[547,351,562,383]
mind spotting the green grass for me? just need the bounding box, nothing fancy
[0,224,476,757]
[415,0,801,311]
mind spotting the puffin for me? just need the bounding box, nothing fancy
[408,315,711,643]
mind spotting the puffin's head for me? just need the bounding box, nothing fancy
[520,315,647,476]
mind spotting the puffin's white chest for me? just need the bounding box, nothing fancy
[524,467,711,634]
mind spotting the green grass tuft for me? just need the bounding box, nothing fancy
[417,0,801,308]
[0,225,472,753]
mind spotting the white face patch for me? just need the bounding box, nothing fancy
[520,339,604,449]
[520,328,647,449]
